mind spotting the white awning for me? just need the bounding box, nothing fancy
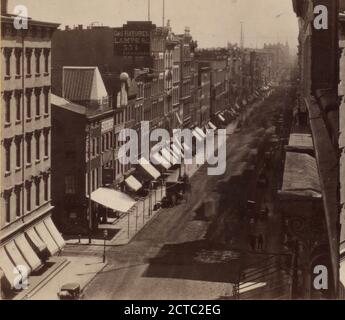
[152,152,171,169]
[0,247,18,287]
[90,188,136,213]
[125,175,143,192]
[193,129,204,142]
[208,122,217,130]
[218,114,226,122]
[35,221,60,256]
[44,217,65,250]
[26,228,47,254]
[14,234,42,272]
[5,240,32,275]
[161,148,178,165]
[138,157,161,180]
[171,144,184,159]
[195,127,207,139]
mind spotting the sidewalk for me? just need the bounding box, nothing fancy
[24,256,106,300]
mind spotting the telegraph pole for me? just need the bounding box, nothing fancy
[148,0,151,21]
[240,21,244,49]
[163,0,165,27]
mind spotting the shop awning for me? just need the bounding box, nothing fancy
[125,175,143,192]
[192,129,204,142]
[5,240,32,275]
[14,234,42,272]
[44,217,65,250]
[138,158,161,180]
[0,247,19,287]
[90,188,136,213]
[171,144,184,159]
[208,122,217,130]
[152,152,171,169]
[280,152,322,198]
[26,228,47,254]
[218,114,226,123]
[35,221,60,256]
[161,148,178,165]
[195,127,207,139]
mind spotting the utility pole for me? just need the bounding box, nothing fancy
[148,0,151,21]
[162,0,165,27]
[240,21,244,49]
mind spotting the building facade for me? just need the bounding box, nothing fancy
[0,5,65,296]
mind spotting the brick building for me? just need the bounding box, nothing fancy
[0,2,65,296]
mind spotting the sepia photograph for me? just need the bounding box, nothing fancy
[0,0,345,306]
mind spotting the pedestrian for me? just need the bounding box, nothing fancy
[257,234,264,251]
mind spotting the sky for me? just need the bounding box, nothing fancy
[8,0,299,50]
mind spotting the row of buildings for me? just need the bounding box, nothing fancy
[0,0,289,296]
[281,0,345,299]
[49,21,290,233]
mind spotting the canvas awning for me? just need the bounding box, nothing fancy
[5,240,32,275]
[26,228,47,255]
[171,144,184,159]
[195,127,207,139]
[280,152,321,198]
[218,114,226,123]
[152,152,171,169]
[0,247,19,287]
[90,188,136,213]
[161,148,178,165]
[44,217,65,250]
[208,122,217,130]
[125,175,143,192]
[14,234,42,272]
[138,157,161,180]
[35,221,60,256]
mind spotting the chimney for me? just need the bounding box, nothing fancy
[1,0,8,15]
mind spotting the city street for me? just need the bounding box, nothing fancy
[59,89,290,300]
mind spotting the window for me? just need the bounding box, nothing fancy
[26,135,32,164]
[4,91,12,123]
[26,184,31,212]
[44,177,49,201]
[35,180,40,207]
[15,91,21,121]
[26,89,32,118]
[4,140,12,172]
[5,190,11,223]
[65,175,76,194]
[4,48,12,77]
[44,49,50,74]
[15,48,22,76]
[35,132,40,161]
[26,48,32,75]
[35,88,41,116]
[44,132,49,158]
[44,90,49,114]
[35,49,41,74]
[15,187,21,217]
[15,139,21,168]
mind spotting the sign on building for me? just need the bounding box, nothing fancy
[114,22,155,57]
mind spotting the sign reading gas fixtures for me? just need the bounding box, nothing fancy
[114,28,151,57]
